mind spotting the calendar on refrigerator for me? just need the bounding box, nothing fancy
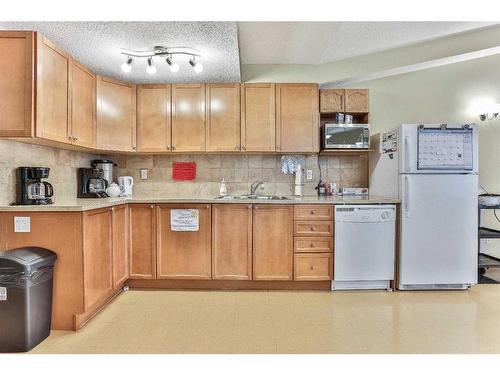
[417,127,473,170]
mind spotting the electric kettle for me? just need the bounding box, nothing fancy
[118,176,134,197]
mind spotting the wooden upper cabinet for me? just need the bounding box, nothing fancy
[36,35,71,143]
[206,84,240,152]
[276,83,319,153]
[70,61,96,148]
[129,204,156,279]
[137,84,171,152]
[344,89,369,113]
[157,204,212,279]
[82,208,113,311]
[241,83,276,152]
[212,204,252,280]
[97,76,136,152]
[111,205,129,289]
[0,31,34,137]
[252,205,294,280]
[320,89,344,113]
[171,84,206,152]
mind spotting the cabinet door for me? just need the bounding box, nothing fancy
[157,204,211,279]
[112,205,129,289]
[129,204,156,279]
[137,84,171,152]
[253,205,293,280]
[344,89,369,113]
[171,84,206,152]
[0,31,34,137]
[212,204,252,280]
[276,83,319,153]
[36,35,71,143]
[97,76,136,152]
[240,83,275,152]
[70,61,96,148]
[320,89,345,113]
[83,208,113,311]
[206,84,240,152]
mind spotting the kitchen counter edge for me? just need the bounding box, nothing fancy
[0,196,400,212]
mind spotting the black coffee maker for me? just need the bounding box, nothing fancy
[77,168,109,198]
[15,167,54,205]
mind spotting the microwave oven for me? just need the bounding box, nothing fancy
[323,124,370,149]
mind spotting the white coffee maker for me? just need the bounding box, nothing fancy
[117,176,134,197]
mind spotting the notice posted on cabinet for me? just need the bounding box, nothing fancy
[170,209,200,231]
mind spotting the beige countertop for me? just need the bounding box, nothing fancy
[0,195,400,212]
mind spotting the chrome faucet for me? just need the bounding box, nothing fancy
[250,180,264,196]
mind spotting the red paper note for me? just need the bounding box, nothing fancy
[172,162,196,181]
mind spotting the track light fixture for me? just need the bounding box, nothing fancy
[166,55,180,73]
[121,57,133,73]
[189,57,203,74]
[146,57,156,75]
[120,46,202,74]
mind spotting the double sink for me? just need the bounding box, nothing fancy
[215,194,289,201]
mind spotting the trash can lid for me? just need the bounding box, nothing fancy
[0,247,57,273]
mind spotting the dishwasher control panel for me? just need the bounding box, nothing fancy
[335,205,395,223]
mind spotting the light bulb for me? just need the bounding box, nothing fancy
[166,56,179,73]
[146,57,156,74]
[121,57,133,73]
[189,58,203,74]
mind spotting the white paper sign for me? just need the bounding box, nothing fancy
[0,287,7,301]
[170,209,199,231]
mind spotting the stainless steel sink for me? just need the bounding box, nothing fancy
[215,195,289,200]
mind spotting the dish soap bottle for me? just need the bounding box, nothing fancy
[219,178,227,197]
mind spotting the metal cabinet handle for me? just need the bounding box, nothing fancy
[310,243,314,248]
[171,145,176,150]
[241,145,246,151]
[310,265,315,270]
[167,145,170,150]
[310,227,316,231]
[150,205,154,209]
[310,210,316,215]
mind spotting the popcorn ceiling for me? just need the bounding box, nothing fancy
[0,21,241,84]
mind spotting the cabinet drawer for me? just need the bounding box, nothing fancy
[294,220,333,236]
[294,205,333,220]
[294,253,332,281]
[294,237,333,253]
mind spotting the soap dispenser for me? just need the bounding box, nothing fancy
[219,178,227,197]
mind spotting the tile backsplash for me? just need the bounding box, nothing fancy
[0,139,368,204]
[0,139,99,205]
[111,153,368,198]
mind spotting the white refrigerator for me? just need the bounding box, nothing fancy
[370,124,478,290]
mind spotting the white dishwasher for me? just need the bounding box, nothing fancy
[333,205,396,290]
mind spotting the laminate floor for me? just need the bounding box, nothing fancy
[30,285,500,354]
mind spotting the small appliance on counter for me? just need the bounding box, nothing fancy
[342,187,369,196]
[14,167,54,205]
[118,176,134,197]
[91,159,116,186]
[77,168,108,198]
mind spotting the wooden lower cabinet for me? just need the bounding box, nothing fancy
[82,208,113,311]
[252,205,294,280]
[212,204,252,280]
[294,253,332,281]
[156,204,212,279]
[0,211,84,330]
[111,205,129,288]
[129,204,156,279]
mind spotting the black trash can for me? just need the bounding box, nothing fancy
[0,247,57,352]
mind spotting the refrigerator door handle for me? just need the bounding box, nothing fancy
[404,175,410,218]
[404,135,410,173]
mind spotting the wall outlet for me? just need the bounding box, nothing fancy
[14,217,30,233]
[306,169,313,181]
[140,169,148,180]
